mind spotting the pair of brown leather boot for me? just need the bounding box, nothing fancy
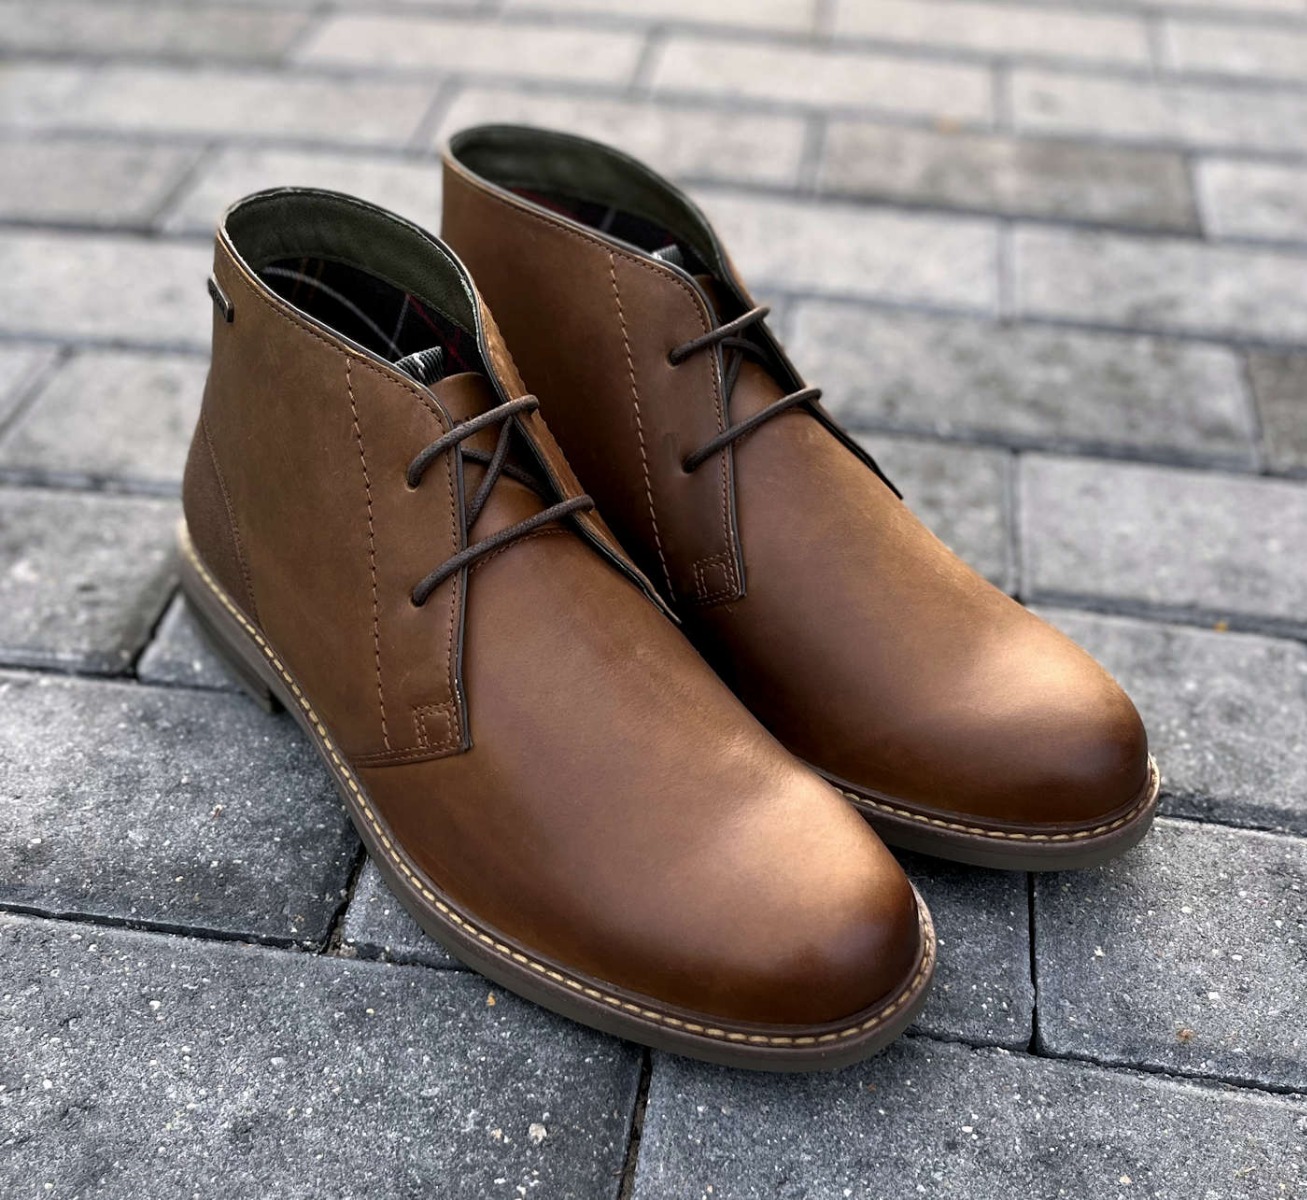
[181,126,1158,1071]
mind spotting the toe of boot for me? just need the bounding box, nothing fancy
[981,642,1152,830]
[831,613,1158,869]
[689,795,929,1028]
[1034,674,1151,827]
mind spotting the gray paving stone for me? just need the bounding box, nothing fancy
[821,122,1197,232]
[136,592,241,693]
[162,146,441,236]
[633,1035,1307,1199]
[972,0,1304,9]
[0,0,310,61]
[1199,159,1307,243]
[1148,0,1307,10]
[867,434,1014,590]
[0,231,212,348]
[434,87,807,188]
[1035,818,1307,1091]
[0,350,204,490]
[1021,454,1307,638]
[349,0,482,7]
[0,914,641,1199]
[1039,609,1307,836]
[298,14,644,84]
[136,0,320,5]
[652,37,994,122]
[792,303,1255,465]
[834,0,1150,64]
[0,138,197,228]
[339,858,460,969]
[1012,69,1307,154]
[0,62,94,130]
[508,0,816,29]
[1165,19,1307,82]
[1250,351,1307,475]
[900,855,1032,1048]
[0,672,357,943]
[1014,226,1307,343]
[0,488,177,674]
[695,190,998,311]
[0,62,104,130]
[4,63,438,146]
[0,343,56,427]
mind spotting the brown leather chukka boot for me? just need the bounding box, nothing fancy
[179,188,934,1070]
[441,127,1159,871]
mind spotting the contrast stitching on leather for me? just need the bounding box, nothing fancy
[214,244,466,753]
[215,241,448,426]
[183,529,933,1049]
[452,167,739,603]
[199,412,260,626]
[413,701,457,751]
[346,356,391,752]
[609,252,674,598]
[839,759,1160,843]
[352,741,462,768]
[692,551,738,604]
[441,399,461,753]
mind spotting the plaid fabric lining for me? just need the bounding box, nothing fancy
[262,257,480,373]
[508,187,710,276]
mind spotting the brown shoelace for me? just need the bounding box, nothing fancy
[669,305,820,472]
[407,394,594,606]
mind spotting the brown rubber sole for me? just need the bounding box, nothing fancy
[178,523,936,1071]
[826,760,1161,872]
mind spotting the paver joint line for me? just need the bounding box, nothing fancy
[3,1,1307,1193]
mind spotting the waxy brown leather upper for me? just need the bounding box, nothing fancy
[183,188,924,1026]
[442,128,1151,833]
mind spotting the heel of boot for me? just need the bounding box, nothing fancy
[177,524,283,714]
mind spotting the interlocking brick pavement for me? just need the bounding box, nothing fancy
[1,0,1304,1195]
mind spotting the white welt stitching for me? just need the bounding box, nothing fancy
[182,529,933,1048]
[840,760,1160,843]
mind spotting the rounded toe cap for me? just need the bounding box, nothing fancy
[700,804,928,1027]
[844,616,1154,832]
[990,644,1152,828]
[785,846,925,1025]
[1040,680,1151,825]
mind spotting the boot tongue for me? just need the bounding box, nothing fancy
[394,345,447,387]
[427,369,497,429]
[424,370,548,538]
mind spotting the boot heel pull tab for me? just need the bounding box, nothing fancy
[207,275,234,323]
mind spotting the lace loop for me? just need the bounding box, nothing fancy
[682,387,820,472]
[411,496,593,605]
[670,305,821,472]
[669,305,771,365]
[406,395,539,488]
[407,394,594,606]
